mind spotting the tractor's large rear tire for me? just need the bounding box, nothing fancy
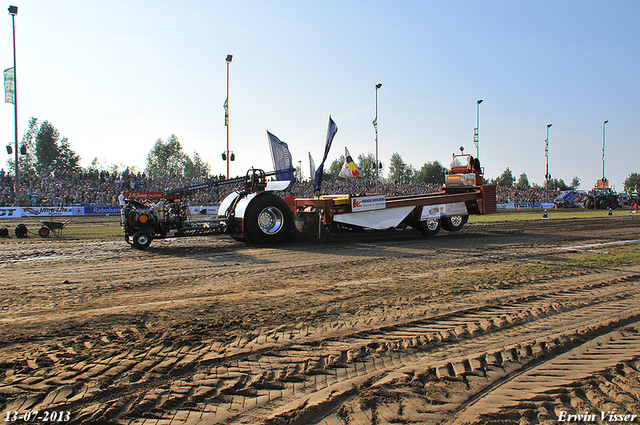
[243,193,294,244]
[585,198,594,209]
[132,230,152,250]
[442,215,467,232]
[598,198,608,209]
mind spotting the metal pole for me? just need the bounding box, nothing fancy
[545,123,552,190]
[9,7,19,207]
[226,58,230,180]
[475,99,482,158]
[374,83,381,190]
[602,120,608,184]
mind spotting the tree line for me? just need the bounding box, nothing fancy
[5,117,640,193]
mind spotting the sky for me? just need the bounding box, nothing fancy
[1,0,639,191]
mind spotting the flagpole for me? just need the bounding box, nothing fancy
[9,6,19,207]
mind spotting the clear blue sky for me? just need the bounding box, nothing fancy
[2,0,639,190]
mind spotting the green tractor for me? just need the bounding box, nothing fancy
[584,187,619,209]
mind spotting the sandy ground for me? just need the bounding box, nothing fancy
[1,212,640,424]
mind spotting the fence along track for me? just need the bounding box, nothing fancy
[5,270,634,424]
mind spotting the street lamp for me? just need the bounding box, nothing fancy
[474,99,483,158]
[374,83,382,189]
[8,6,19,206]
[602,120,609,186]
[223,54,233,179]
[545,123,552,190]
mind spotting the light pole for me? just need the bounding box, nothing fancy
[374,83,382,189]
[545,123,552,190]
[602,120,609,186]
[223,54,233,179]
[474,99,482,158]
[8,6,19,206]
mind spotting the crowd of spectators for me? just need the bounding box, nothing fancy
[0,168,557,208]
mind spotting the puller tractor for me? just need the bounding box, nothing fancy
[122,149,497,250]
[121,168,294,249]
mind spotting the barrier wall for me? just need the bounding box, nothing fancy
[0,205,220,218]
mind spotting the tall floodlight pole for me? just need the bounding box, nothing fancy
[374,83,382,189]
[8,6,19,207]
[545,123,552,190]
[474,99,483,158]
[602,120,609,185]
[224,54,233,179]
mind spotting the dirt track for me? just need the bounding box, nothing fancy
[1,213,640,424]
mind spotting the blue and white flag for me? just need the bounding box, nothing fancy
[267,131,294,183]
[313,116,338,192]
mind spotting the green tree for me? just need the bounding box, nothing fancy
[496,168,515,187]
[35,121,61,172]
[570,176,581,190]
[547,178,570,191]
[183,151,211,179]
[145,134,187,177]
[388,152,415,182]
[356,152,379,181]
[516,173,529,188]
[624,173,640,192]
[56,137,81,172]
[414,161,446,184]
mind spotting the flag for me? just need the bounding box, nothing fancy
[267,131,294,183]
[313,116,338,192]
[309,152,315,182]
[4,67,15,104]
[372,116,378,142]
[223,98,228,126]
[339,147,361,178]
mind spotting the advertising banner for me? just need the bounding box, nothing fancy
[189,205,219,215]
[0,206,20,218]
[85,206,121,215]
[351,195,386,212]
[125,192,163,202]
[421,202,468,220]
[20,206,76,217]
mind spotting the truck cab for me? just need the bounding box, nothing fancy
[445,152,483,188]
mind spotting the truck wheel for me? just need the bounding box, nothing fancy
[132,230,152,250]
[38,226,50,238]
[418,218,441,236]
[442,215,466,232]
[243,193,293,244]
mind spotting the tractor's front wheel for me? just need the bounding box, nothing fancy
[132,230,152,250]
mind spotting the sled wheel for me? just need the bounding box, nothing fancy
[243,193,293,244]
[419,218,441,236]
[132,230,152,250]
[442,215,466,232]
[38,226,50,238]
